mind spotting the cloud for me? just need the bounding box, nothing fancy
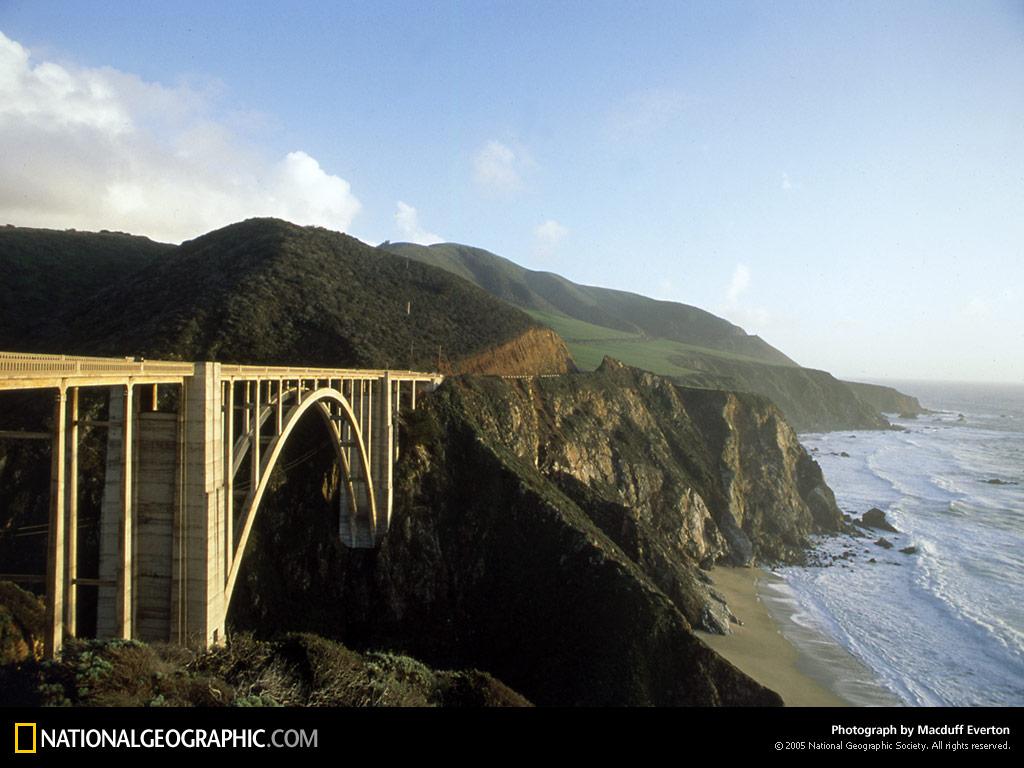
[780,171,803,192]
[533,219,568,258]
[726,263,751,306]
[394,201,443,245]
[0,30,361,242]
[473,140,532,194]
[719,262,772,332]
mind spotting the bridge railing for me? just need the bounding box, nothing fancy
[0,353,442,383]
[0,351,195,378]
[219,363,441,381]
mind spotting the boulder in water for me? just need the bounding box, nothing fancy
[860,507,899,533]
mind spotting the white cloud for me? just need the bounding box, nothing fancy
[533,219,568,258]
[725,263,751,306]
[394,201,443,245]
[0,30,361,242]
[719,263,772,333]
[780,171,803,192]
[473,140,532,194]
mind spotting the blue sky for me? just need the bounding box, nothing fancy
[1,1,1022,382]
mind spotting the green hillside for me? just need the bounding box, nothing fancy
[382,242,797,366]
[2,219,572,373]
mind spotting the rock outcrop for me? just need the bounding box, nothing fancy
[860,507,899,533]
[451,327,576,376]
[845,380,928,418]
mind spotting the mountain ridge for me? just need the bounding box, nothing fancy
[381,240,924,430]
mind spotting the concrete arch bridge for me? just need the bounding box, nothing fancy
[0,351,441,657]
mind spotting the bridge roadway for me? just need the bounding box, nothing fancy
[0,351,442,657]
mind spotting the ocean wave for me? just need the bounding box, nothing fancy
[795,387,1024,706]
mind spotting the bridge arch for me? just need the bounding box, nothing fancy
[223,387,376,610]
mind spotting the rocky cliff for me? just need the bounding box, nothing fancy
[845,380,928,418]
[450,327,576,375]
[229,360,842,706]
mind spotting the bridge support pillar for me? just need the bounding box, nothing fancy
[44,387,67,657]
[369,373,394,540]
[171,363,226,648]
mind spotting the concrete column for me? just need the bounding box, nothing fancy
[64,387,78,637]
[116,383,134,639]
[44,386,67,657]
[276,379,283,435]
[251,378,260,501]
[225,380,233,577]
[369,373,393,539]
[171,363,226,648]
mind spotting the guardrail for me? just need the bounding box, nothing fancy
[0,352,441,384]
[0,351,195,378]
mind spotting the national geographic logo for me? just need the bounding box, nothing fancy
[10,723,316,752]
[14,723,36,754]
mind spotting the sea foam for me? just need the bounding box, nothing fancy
[786,381,1024,706]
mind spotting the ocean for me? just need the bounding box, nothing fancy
[776,380,1024,706]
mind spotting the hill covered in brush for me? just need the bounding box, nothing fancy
[0,219,573,375]
[0,225,173,350]
[381,241,923,430]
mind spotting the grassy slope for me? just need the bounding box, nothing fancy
[383,241,797,366]
[528,308,780,374]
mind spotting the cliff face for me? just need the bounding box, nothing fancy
[844,380,927,418]
[667,353,893,432]
[450,327,576,375]
[414,358,840,572]
[230,360,840,706]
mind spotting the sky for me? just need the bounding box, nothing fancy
[1,0,1021,383]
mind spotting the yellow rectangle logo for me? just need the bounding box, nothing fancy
[14,723,36,754]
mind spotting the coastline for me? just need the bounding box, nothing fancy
[697,566,902,707]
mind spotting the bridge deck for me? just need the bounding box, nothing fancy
[0,351,440,391]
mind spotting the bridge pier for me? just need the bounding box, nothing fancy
[171,362,227,647]
[43,387,66,658]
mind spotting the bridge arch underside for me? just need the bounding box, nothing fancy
[225,388,377,613]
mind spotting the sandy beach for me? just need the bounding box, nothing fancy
[697,566,850,707]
